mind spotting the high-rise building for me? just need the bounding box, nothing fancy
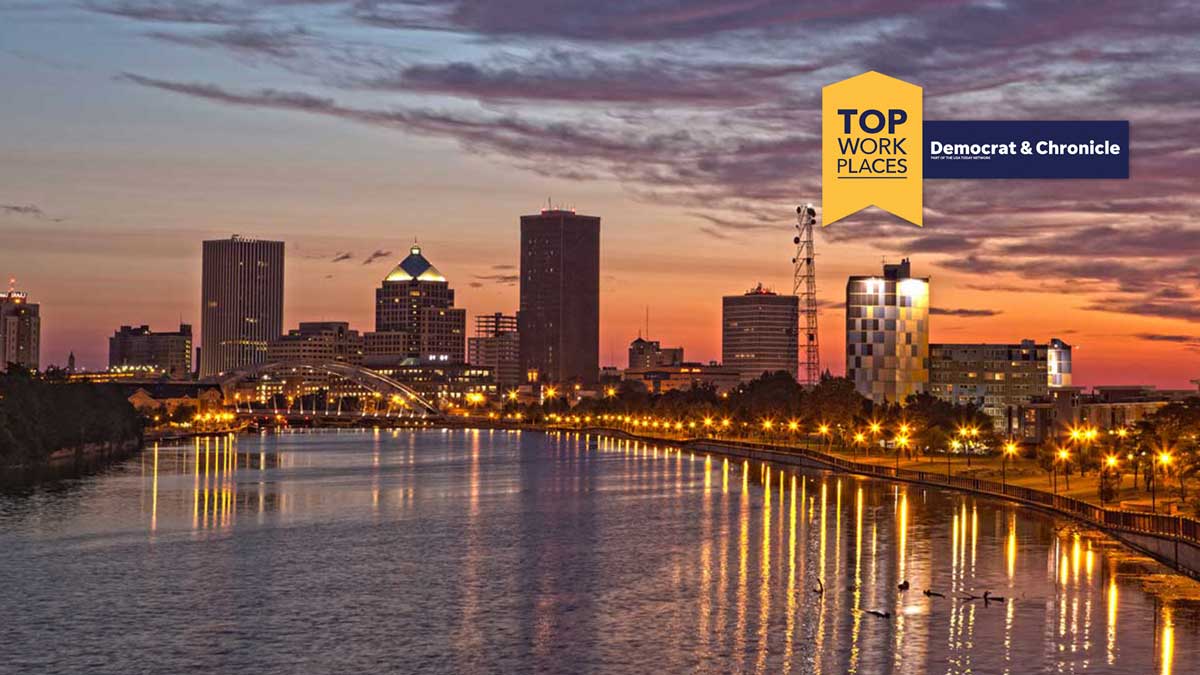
[722,283,798,383]
[846,258,930,405]
[199,236,284,378]
[365,244,466,364]
[519,209,600,385]
[1048,337,1073,388]
[268,322,364,365]
[468,313,520,389]
[627,337,684,370]
[0,288,40,372]
[109,324,193,379]
[929,339,1072,434]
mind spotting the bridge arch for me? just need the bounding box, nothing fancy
[218,361,440,415]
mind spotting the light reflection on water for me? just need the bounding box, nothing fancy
[0,429,1198,674]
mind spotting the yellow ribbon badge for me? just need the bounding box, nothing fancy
[822,71,923,226]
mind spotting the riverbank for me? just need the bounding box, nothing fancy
[576,425,1200,579]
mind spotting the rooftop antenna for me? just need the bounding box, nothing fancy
[793,204,820,386]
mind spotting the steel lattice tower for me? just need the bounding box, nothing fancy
[792,204,820,386]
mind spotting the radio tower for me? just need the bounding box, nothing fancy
[792,204,820,386]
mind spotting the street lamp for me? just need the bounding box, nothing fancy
[1055,447,1071,495]
[1003,441,1018,491]
[958,425,978,468]
[896,434,910,472]
[853,431,866,457]
[948,439,961,480]
[1103,455,1119,505]
[1153,451,1173,513]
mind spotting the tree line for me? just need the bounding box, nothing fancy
[0,367,143,466]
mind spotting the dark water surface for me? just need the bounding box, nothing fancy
[2,429,1198,674]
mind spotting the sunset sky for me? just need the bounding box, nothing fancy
[2,1,1199,387]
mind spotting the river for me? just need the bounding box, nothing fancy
[1,429,1196,674]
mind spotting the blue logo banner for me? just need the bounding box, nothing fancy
[924,121,1128,179]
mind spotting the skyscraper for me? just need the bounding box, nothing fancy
[199,236,284,378]
[0,287,40,372]
[519,209,600,385]
[468,313,520,389]
[721,283,799,383]
[846,258,930,405]
[109,324,193,378]
[365,244,466,364]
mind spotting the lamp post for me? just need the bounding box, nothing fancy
[948,439,960,481]
[853,431,866,458]
[818,423,831,452]
[896,434,909,473]
[1157,451,1174,513]
[958,425,979,468]
[868,420,881,458]
[1056,447,1071,495]
[1003,441,1018,492]
[1103,455,1119,505]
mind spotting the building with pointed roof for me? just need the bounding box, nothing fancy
[365,244,466,364]
[383,244,448,283]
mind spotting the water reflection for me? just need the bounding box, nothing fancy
[0,429,1197,674]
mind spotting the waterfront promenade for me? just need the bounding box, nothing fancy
[559,423,1200,579]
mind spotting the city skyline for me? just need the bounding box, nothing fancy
[3,2,1200,387]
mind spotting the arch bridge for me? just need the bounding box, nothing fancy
[217,361,440,416]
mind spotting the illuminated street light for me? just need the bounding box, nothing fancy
[1002,441,1018,490]
[1055,447,1071,494]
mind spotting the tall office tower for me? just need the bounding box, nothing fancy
[721,283,799,383]
[518,209,600,385]
[627,337,683,370]
[845,258,930,405]
[109,324,193,378]
[1047,338,1073,388]
[269,322,364,365]
[468,312,520,389]
[199,236,285,378]
[0,287,40,372]
[365,244,466,364]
